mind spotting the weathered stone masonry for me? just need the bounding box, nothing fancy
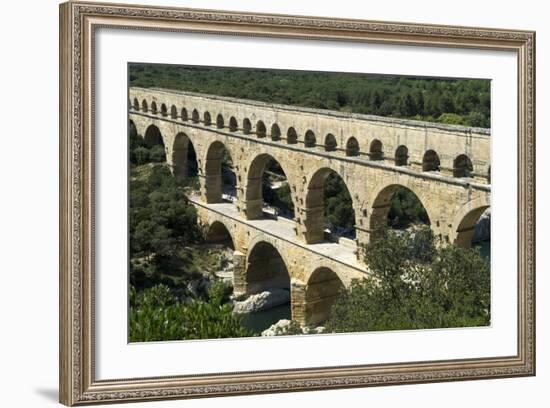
[129,87,491,326]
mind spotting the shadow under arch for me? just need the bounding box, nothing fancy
[245,153,295,220]
[423,149,441,172]
[205,220,235,249]
[144,124,164,148]
[204,140,236,203]
[245,240,290,295]
[345,137,359,157]
[453,154,474,178]
[171,132,198,185]
[305,266,345,326]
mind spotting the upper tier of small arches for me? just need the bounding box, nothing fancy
[130,91,490,182]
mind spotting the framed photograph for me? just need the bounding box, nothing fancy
[59,1,536,405]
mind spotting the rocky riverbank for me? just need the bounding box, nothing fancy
[261,319,326,336]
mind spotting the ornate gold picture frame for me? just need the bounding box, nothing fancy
[59,1,535,405]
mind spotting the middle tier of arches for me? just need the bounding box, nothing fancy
[130,116,490,257]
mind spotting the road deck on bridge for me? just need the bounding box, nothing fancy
[186,194,366,273]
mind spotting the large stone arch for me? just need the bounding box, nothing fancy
[303,166,357,244]
[304,266,345,325]
[203,140,236,203]
[244,238,291,295]
[450,195,491,248]
[205,220,236,249]
[243,152,296,220]
[368,182,433,239]
[143,124,164,148]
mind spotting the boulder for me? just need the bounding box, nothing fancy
[232,288,290,314]
[261,319,292,336]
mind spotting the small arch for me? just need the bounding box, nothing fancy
[246,241,290,295]
[305,130,316,148]
[181,108,188,121]
[160,103,168,117]
[170,105,178,119]
[229,116,238,132]
[203,111,212,126]
[324,134,337,152]
[256,120,266,138]
[453,154,474,178]
[271,123,281,141]
[243,118,252,135]
[488,165,491,183]
[345,137,360,157]
[191,109,200,123]
[395,145,409,166]
[216,113,224,129]
[287,127,298,144]
[305,267,345,325]
[423,150,441,172]
[141,99,148,112]
[369,139,383,160]
[133,98,140,111]
[150,101,158,114]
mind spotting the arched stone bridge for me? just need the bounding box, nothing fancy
[129,87,491,326]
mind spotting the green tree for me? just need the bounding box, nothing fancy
[399,92,417,116]
[129,165,201,266]
[324,227,490,333]
[129,283,253,341]
[149,144,167,162]
[438,113,466,126]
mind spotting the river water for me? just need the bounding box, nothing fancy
[474,240,491,261]
[240,303,291,334]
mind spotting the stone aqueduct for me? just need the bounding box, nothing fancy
[129,87,491,326]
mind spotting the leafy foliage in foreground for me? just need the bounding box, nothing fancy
[129,64,491,128]
[130,165,201,262]
[324,227,490,332]
[129,282,253,342]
